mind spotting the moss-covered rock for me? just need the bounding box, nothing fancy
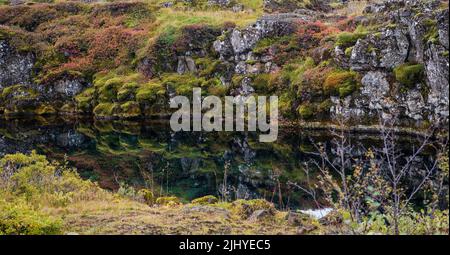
[93,102,120,118]
[75,87,94,112]
[117,82,139,102]
[156,196,181,206]
[231,199,275,219]
[35,104,56,115]
[393,63,424,89]
[118,101,141,118]
[298,104,314,119]
[136,82,166,103]
[191,195,219,205]
[324,71,359,97]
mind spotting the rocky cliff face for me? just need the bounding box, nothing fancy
[0,0,448,129]
[214,0,449,127]
[0,40,34,89]
[332,0,449,125]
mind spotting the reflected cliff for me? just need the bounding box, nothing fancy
[0,115,437,209]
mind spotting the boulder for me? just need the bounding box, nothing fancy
[350,28,409,71]
[177,56,197,74]
[285,211,310,226]
[53,79,86,97]
[360,71,391,111]
[248,209,272,222]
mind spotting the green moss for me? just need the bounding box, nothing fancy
[386,23,397,29]
[254,36,292,54]
[191,195,219,205]
[278,93,295,118]
[75,87,95,112]
[92,72,144,104]
[93,103,119,118]
[231,199,274,219]
[97,78,122,102]
[253,74,270,92]
[281,57,315,88]
[207,82,228,96]
[35,104,56,115]
[344,46,354,57]
[394,63,424,88]
[138,189,154,206]
[119,101,141,118]
[1,85,36,100]
[195,58,228,78]
[60,103,76,113]
[324,71,359,97]
[117,82,139,102]
[135,82,166,103]
[335,27,368,48]
[161,74,207,97]
[156,196,181,206]
[423,18,439,44]
[318,99,332,114]
[298,104,314,119]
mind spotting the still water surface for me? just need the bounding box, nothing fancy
[0,116,434,209]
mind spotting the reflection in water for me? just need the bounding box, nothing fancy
[0,116,436,210]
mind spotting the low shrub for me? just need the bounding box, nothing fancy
[191,195,219,205]
[156,196,181,206]
[138,189,154,206]
[324,70,359,97]
[0,151,101,211]
[0,199,62,235]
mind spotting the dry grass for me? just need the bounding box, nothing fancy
[47,197,300,235]
[332,0,383,17]
[150,7,261,37]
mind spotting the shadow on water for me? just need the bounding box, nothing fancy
[0,115,439,210]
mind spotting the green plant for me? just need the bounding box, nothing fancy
[156,196,181,206]
[191,195,219,205]
[298,104,314,119]
[136,82,166,103]
[393,63,424,88]
[324,70,359,97]
[0,199,62,235]
[335,27,368,48]
[93,103,119,117]
[119,101,141,118]
[138,189,154,206]
[231,199,275,219]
